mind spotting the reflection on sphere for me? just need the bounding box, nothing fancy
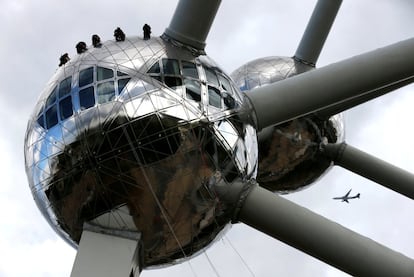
[231,56,344,193]
[24,37,257,267]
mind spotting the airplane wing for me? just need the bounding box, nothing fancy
[333,189,353,201]
[333,190,359,203]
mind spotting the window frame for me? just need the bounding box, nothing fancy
[59,95,74,120]
[38,66,131,130]
[79,86,96,110]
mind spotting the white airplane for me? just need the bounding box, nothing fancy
[333,189,360,203]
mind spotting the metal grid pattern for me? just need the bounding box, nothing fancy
[24,37,257,267]
[231,56,312,92]
[231,56,344,193]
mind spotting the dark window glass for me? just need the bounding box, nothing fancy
[79,67,94,87]
[162,59,180,75]
[97,67,114,81]
[118,78,131,93]
[223,93,236,109]
[59,96,73,120]
[182,61,198,79]
[208,86,222,108]
[37,114,45,128]
[218,74,236,109]
[164,76,182,89]
[79,86,95,110]
[147,62,160,74]
[46,86,57,107]
[185,79,201,102]
[97,81,115,104]
[205,67,219,87]
[59,76,72,98]
[46,105,58,129]
[117,71,128,77]
[219,75,233,93]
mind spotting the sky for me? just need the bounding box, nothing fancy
[0,0,413,276]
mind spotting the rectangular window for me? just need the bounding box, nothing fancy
[118,78,130,93]
[205,67,219,87]
[46,86,57,107]
[97,81,115,104]
[185,79,201,102]
[79,86,95,110]
[163,59,180,75]
[59,96,73,120]
[182,61,198,79]
[219,74,233,93]
[97,67,114,81]
[79,67,94,87]
[164,76,182,89]
[59,76,72,98]
[46,105,58,129]
[208,86,222,108]
[147,62,161,74]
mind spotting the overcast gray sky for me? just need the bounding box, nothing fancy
[1,0,413,276]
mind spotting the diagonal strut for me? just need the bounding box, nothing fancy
[294,0,343,66]
[246,38,414,130]
[214,180,414,276]
[163,0,221,51]
[322,142,414,200]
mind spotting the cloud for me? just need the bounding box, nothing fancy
[0,238,75,277]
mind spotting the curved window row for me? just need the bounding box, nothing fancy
[37,67,130,130]
[147,58,237,110]
[38,76,73,129]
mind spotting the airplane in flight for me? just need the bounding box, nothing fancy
[333,189,360,203]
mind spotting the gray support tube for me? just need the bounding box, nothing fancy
[246,38,414,130]
[216,181,414,276]
[315,76,414,119]
[294,0,342,66]
[71,229,141,277]
[323,142,414,200]
[164,0,221,50]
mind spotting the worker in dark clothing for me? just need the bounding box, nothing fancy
[76,42,87,54]
[92,34,102,48]
[143,24,151,40]
[59,53,70,66]
[114,27,126,41]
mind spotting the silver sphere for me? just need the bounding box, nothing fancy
[231,56,344,193]
[231,56,312,91]
[24,37,257,267]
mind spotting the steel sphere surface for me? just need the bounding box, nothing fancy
[231,56,312,91]
[24,36,258,267]
[231,56,344,193]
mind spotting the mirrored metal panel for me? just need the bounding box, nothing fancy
[24,37,257,268]
[231,56,344,193]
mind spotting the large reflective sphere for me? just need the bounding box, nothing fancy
[232,56,344,193]
[24,37,257,267]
